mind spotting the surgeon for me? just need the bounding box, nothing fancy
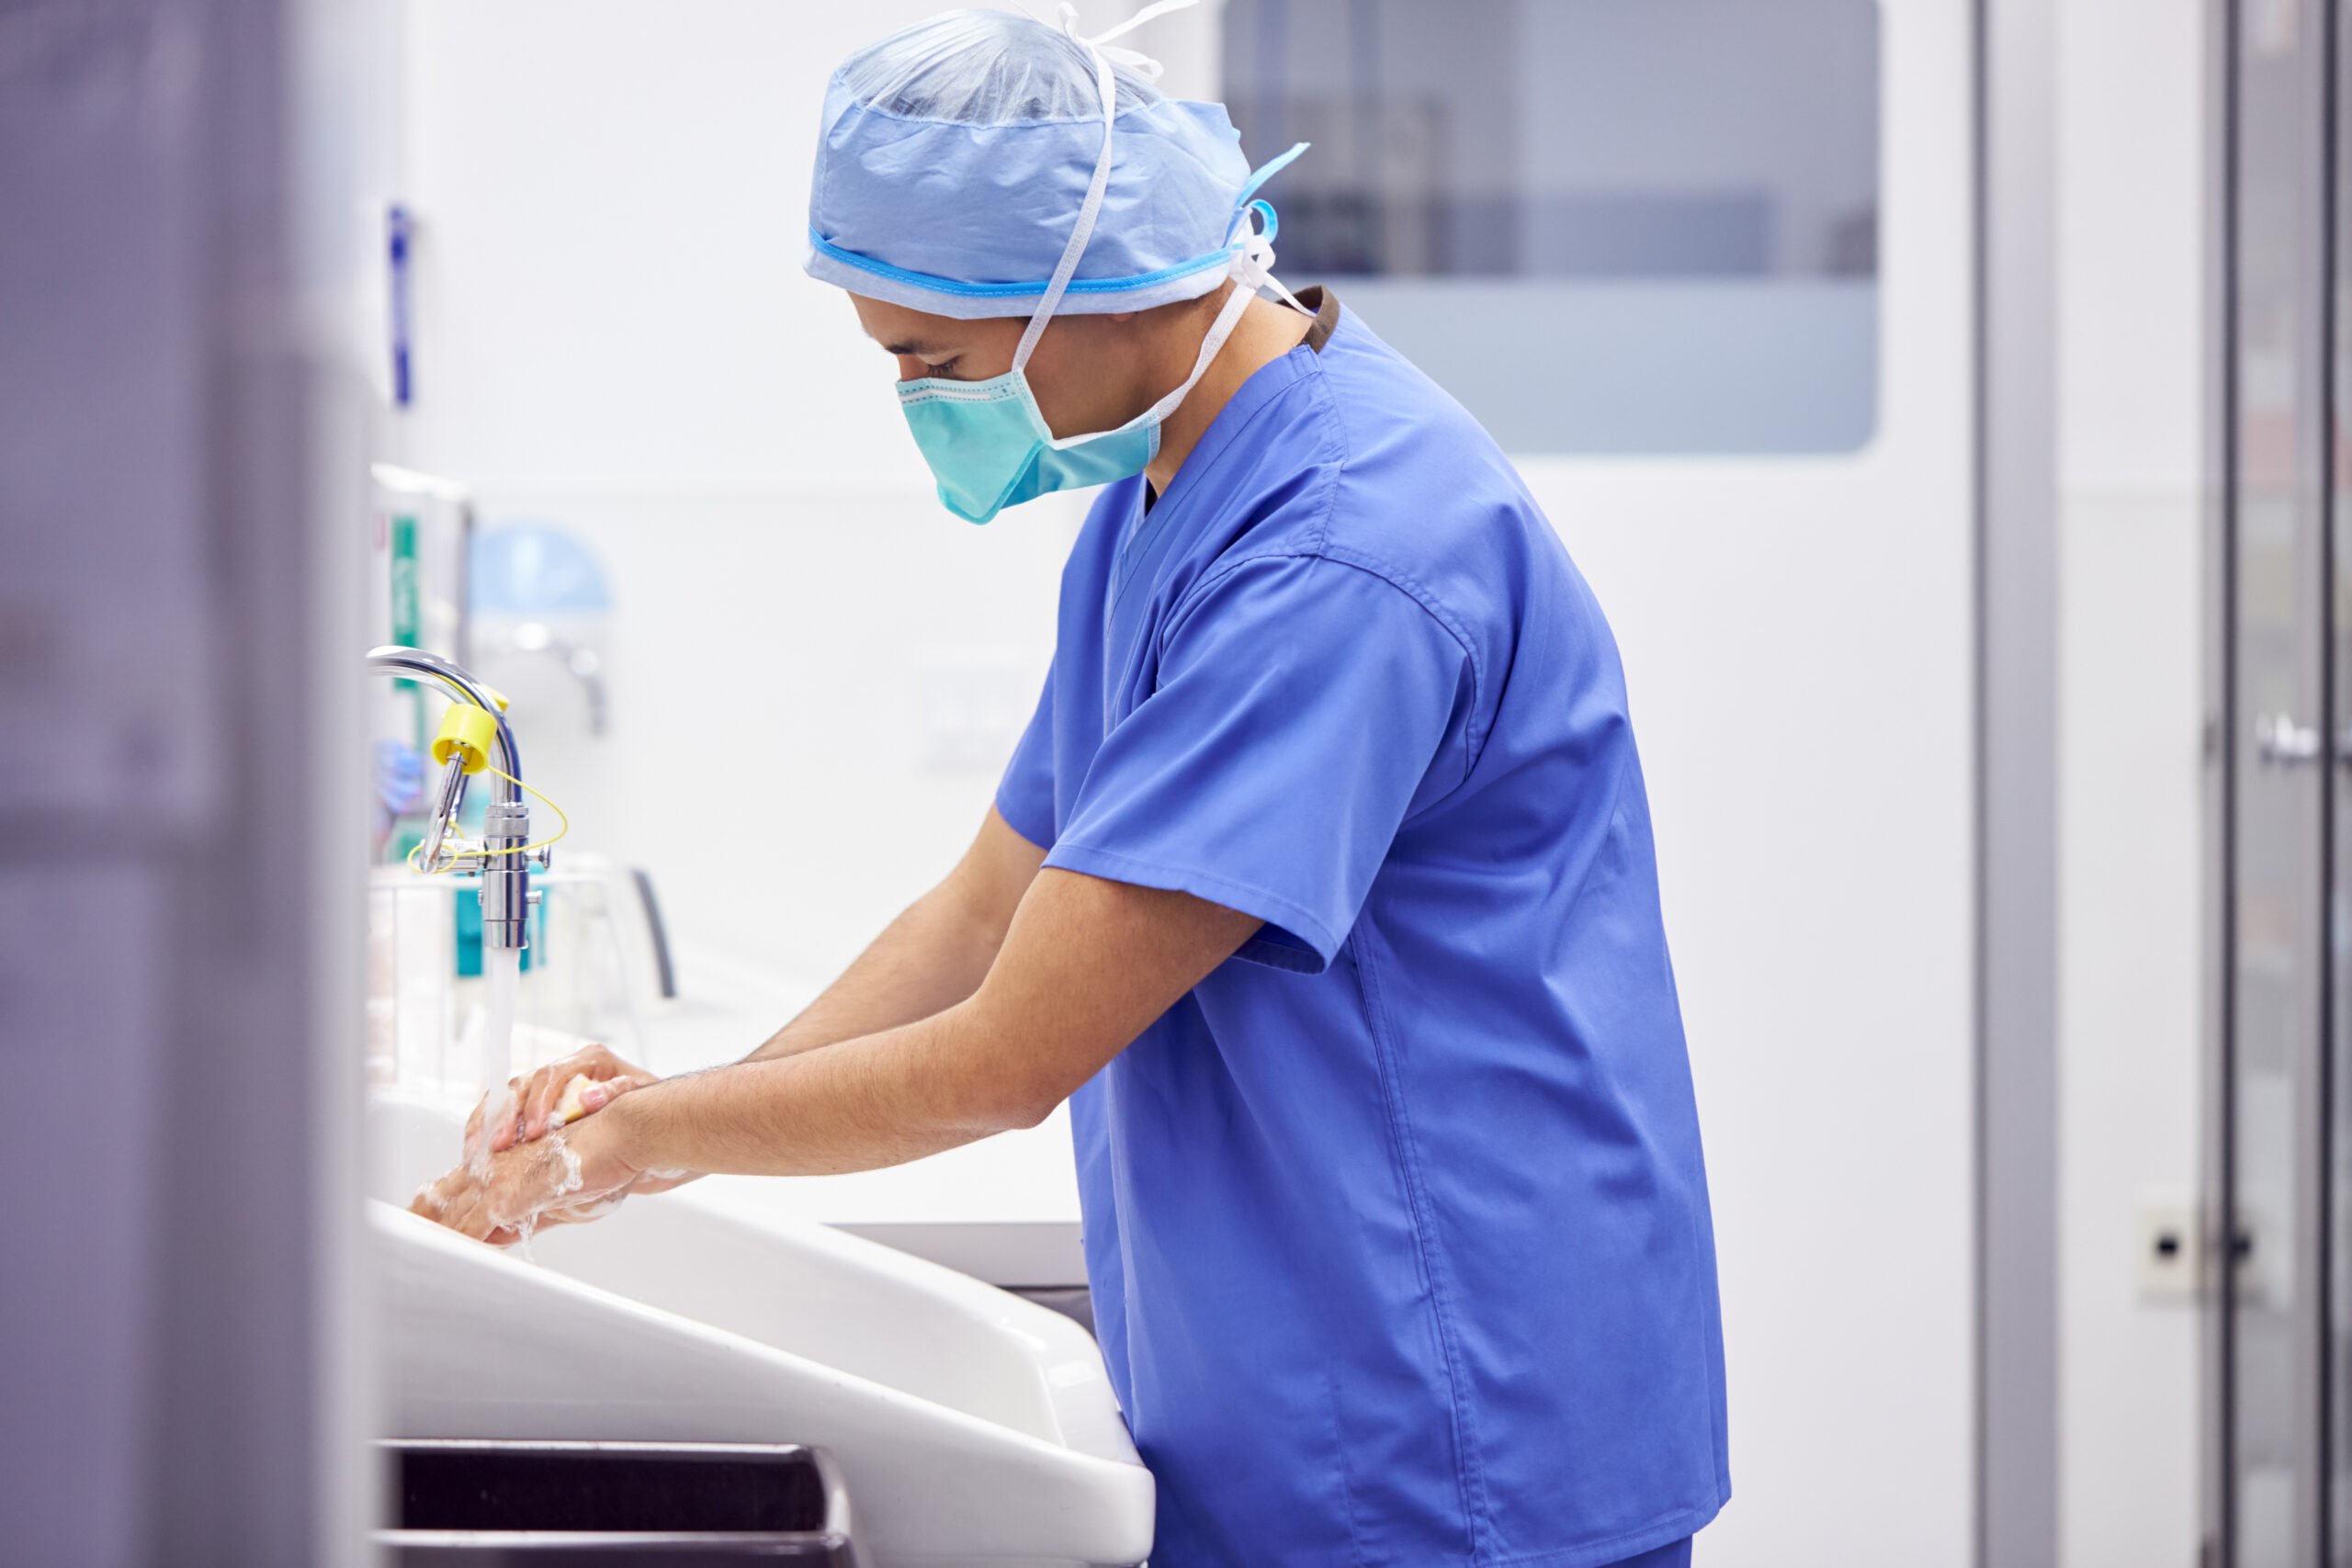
[412,6,1729,1564]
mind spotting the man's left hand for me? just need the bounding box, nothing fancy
[409,1101,642,1247]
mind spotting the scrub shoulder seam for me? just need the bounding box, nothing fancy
[1177,345,1336,518]
[1305,358,1348,558]
[1316,542,1487,784]
[1168,547,1485,793]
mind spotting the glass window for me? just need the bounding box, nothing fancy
[1219,0,1882,455]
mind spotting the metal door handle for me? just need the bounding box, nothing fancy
[2255,712,2352,766]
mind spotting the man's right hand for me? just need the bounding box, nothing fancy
[470,1041,661,1154]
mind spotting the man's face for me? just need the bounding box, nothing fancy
[851,294,1156,442]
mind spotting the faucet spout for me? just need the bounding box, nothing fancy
[367,645,540,952]
[366,646,522,799]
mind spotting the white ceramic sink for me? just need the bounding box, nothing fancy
[369,1090,1151,1567]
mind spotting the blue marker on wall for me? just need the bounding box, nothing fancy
[387,204,414,408]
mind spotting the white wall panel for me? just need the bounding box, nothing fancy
[1510,3,1978,1557]
[2054,0,2210,1562]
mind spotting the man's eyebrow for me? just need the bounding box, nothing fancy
[877,336,949,356]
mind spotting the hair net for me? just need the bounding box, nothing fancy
[833,9,1165,121]
[804,6,1304,320]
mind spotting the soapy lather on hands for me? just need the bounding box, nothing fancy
[411,1043,692,1247]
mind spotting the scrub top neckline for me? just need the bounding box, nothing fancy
[1115,289,1343,598]
[1162,288,1337,513]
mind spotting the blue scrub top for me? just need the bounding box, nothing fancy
[995,299,1729,1567]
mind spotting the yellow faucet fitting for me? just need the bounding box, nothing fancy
[430,702,501,776]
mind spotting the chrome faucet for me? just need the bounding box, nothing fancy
[367,645,544,951]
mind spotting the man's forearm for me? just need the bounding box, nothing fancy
[594,869,1259,1183]
[614,1000,1035,1178]
[741,870,1010,1065]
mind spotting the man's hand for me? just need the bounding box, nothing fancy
[470,1042,660,1155]
[411,1104,643,1247]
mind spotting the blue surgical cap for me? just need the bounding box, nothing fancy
[804,8,1297,320]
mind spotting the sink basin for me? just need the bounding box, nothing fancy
[370,1090,1151,1568]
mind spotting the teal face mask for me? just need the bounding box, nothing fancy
[897,365,1156,525]
[895,267,1258,525]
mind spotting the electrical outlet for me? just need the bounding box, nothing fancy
[2138,1200,2202,1303]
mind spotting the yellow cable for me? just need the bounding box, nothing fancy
[478,765,571,857]
[403,764,570,875]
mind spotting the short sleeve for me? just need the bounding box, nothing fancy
[993,658,1059,851]
[1045,554,1473,974]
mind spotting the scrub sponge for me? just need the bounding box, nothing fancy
[549,1073,600,1127]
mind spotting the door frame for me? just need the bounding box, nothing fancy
[1977,0,2063,1562]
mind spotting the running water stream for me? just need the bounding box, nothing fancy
[469,944,522,1181]
[469,943,582,1249]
